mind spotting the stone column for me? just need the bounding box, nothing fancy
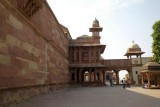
[76,69,79,82]
[128,69,134,84]
[93,47,96,62]
[147,73,151,89]
[74,48,76,62]
[69,47,71,62]
[141,74,144,86]
[89,70,92,82]
[94,68,96,81]
[74,68,77,82]
[89,47,91,63]
[79,48,81,63]
[140,55,142,65]
[98,50,100,62]
[115,71,119,84]
[103,71,106,85]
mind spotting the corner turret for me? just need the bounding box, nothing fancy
[89,18,103,37]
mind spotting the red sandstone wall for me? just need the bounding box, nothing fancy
[0,0,69,88]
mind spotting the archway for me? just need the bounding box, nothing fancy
[119,70,129,84]
[84,71,89,82]
[105,70,114,86]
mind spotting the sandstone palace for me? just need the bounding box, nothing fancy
[0,0,149,106]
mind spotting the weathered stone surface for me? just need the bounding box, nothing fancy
[0,0,69,106]
[0,54,11,65]
[7,15,23,30]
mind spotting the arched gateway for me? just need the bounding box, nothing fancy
[69,18,144,86]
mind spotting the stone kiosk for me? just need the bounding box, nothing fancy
[141,61,160,89]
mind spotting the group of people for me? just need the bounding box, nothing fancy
[109,77,131,88]
[122,77,131,89]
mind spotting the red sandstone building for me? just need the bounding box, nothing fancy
[0,0,145,106]
[69,18,106,86]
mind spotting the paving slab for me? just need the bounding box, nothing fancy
[16,86,160,107]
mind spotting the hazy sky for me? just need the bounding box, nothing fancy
[47,0,160,59]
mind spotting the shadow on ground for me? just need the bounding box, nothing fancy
[16,86,160,107]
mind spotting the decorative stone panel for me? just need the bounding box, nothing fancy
[19,0,42,18]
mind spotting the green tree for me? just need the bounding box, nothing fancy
[151,20,160,63]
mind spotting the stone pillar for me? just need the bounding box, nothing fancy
[98,50,100,62]
[76,69,79,82]
[74,48,76,62]
[140,55,142,65]
[94,47,96,62]
[79,48,81,63]
[115,71,119,84]
[128,69,134,84]
[103,71,106,85]
[141,74,144,86]
[94,68,96,81]
[89,70,92,82]
[69,48,71,62]
[89,47,91,63]
[147,73,151,89]
[74,68,77,82]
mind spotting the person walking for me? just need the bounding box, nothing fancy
[109,78,113,87]
[122,78,126,89]
[112,77,114,86]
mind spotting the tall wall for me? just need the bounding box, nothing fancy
[0,0,69,106]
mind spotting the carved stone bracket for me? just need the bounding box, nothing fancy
[19,0,42,18]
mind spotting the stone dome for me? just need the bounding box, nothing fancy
[124,40,145,56]
[127,40,141,52]
[128,40,140,49]
[77,34,90,39]
[92,18,99,27]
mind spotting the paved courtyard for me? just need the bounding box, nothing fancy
[16,86,160,107]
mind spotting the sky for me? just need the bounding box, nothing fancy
[47,0,160,59]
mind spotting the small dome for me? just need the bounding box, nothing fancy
[92,18,99,27]
[128,40,140,48]
[127,40,141,52]
[77,34,90,39]
[125,40,145,56]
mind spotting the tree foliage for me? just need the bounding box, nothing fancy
[151,20,160,63]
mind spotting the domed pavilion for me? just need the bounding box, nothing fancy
[141,61,160,89]
[124,41,145,66]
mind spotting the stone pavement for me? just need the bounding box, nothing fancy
[16,86,160,107]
